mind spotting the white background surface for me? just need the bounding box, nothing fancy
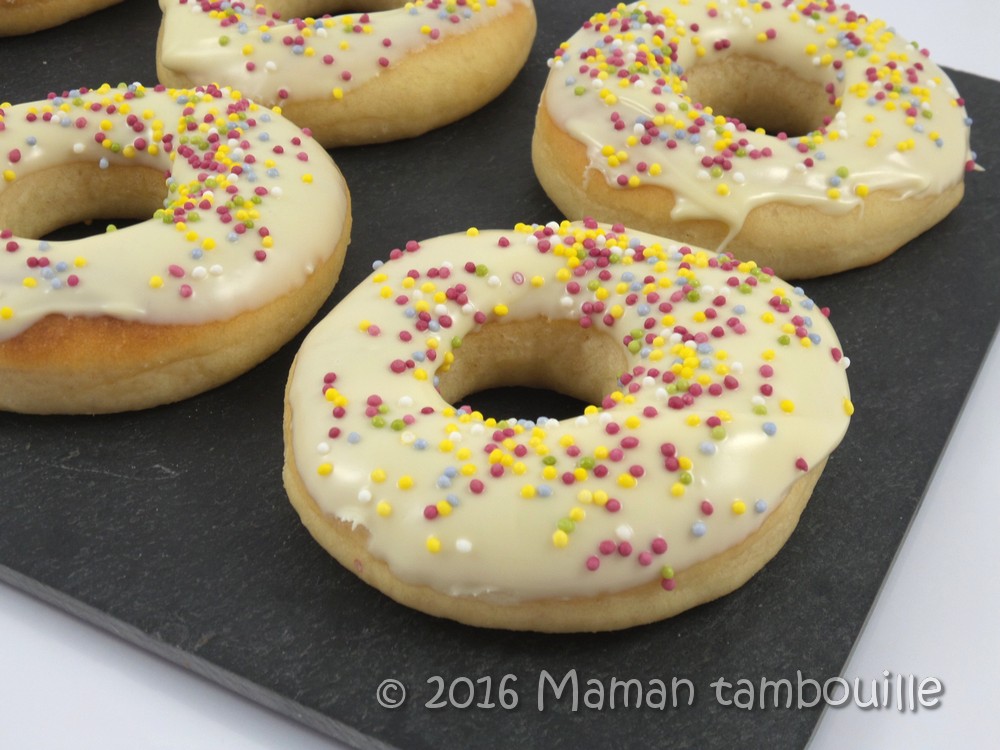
[2,1,998,748]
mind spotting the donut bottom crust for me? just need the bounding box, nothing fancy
[0,164,351,414]
[156,2,537,148]
[0,0,123,36]
[283,330,828,631]
[532,102,965,280]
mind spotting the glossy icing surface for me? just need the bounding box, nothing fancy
[287,221,853,601]
[158,0,531,105]
[0,83,347,338]
[541,0,975,243]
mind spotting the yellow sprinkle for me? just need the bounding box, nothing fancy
[530,275,545,287]
[426,536,442,554]
[3,169,16,182]
[466,227,479,237]
[844,398,855,416]
[397,475,414,490]
[855,184,870,197]
[332,88,344,100]
[22,277,37,288]
[617,474,637,489]
[520,485,537,499]
[670,483,685,497]
[149,275,164,289]
[302,173,313,183]
[552,530,569,548]
[780,399,795,413]
[436,500,453,517]
[316,463,333,477]
[371,468,387,483]
[376,501,392,517]
[0,306,13,320]
[732,500,747,515]
[493,304,509,317]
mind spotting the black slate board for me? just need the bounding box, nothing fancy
[1,3,998,749]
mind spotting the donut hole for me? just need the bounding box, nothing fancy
[257,0,408,20]
[435,318,628,421]
[683,54,839,137]
[0,163,166,240]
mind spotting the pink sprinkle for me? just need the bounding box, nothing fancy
[598,540,616,555]
[67,275,80,287]
[651,537,668,555]
[586,556,600,571]
[661,578,677,591]
[795,457,809,472]
[179,284,193,298]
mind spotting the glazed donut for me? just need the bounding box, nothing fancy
[283,220,853,632]
[0,83,350,414]
[156,0,538,147]
[532,1,977,279]
[0,0,122,36]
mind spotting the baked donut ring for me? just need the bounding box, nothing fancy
[0,83,350,414]
[0,0,122,37]
[156,0,537,147]
[532,1,977,278]
[283,220,853,631]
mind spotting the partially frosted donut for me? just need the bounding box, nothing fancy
[157,0,537,147]
[533,1,977,278]
[0,0,122,36]
[283,220,853,631]
[0,83,350,414]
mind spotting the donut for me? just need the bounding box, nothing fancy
[0,0,122,36]
[532,1,977,279]
[283,220,853,631]
[0,82,351,415]
[156,0,538,147]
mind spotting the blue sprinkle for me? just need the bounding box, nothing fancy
[26,136,37,146]
[348,432,361,444]
[446,493,460,507]
[733,304,746,315]
[537,485,553,498]
[99,158,109,169]
[699,441,717,456]
[763,422,777,436]
[414,439,428,450]
[692,521,706,537]
[444,467,458,478]
[755,499,768,513]
[191,248,204,259]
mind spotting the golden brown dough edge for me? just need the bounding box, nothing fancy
[0,0,123,36]
[532,96,964,280]
[155,3,538,147]
[0,204,351,415]
[283,348,827,632]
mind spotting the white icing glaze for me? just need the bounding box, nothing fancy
[540,0,975,242]
[287,220,852,602]
[0,83,348,338]
[158,0,532,105]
